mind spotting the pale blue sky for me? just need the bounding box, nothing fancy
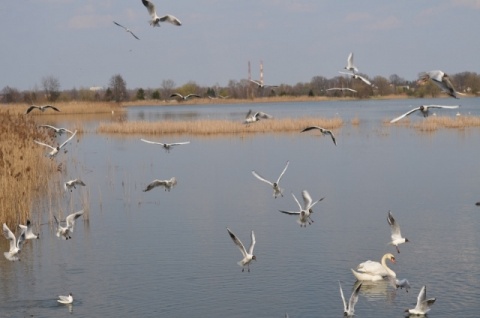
[1,0,479,90]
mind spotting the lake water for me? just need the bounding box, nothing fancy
[1,98,480,318]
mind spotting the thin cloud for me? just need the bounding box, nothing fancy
[365,16,401,31]
[452,0,480,9]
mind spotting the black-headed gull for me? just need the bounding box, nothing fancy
[326,87,357,93]
[34,130,77,158]
[226,227,256,272]
[64,179,86,192]
[140,138,190,153]
[339,71,371,86]
[339,281,362,316]
[57,293,73,304]
[143,177,177,192]
[2,223,26,261]
[387,211,409,253]
[54,210,84,240]
[113,21,140,40]
[405,286,435,315]
[301,126,337,146]
[249,79,278,89]
[344,52,359,73]
[18,220,39,240]
[279,190,324,227]
[418,70,463,99]
[251,161,289,198]
[389,105,460,123]
[25,104,60,114]
[389,277,411,292]
[244,109,273,124]
[141,0,182,27]
[351,253,396,281]
[170,93,201,101]
[39,125,73,136]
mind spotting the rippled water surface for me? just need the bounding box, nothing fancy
[1,98,480,318]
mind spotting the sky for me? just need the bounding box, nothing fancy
[1,0,479,91]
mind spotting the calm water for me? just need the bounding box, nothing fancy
[1,98,480,318]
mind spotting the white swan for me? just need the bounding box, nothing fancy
[339,281,362,316]
[351,253,396,281]
[251,160,289,198]
[113,21,140,40]
[34,130,77,158]
[279,190,324,227]
[141,138,190,153]
[389,105,460,123]
[54,210,84,240]
[406,286,436,315]
[244,109,273,124]
[2,223,26,261]
[25,104,60,114]
[226,227,256,272]
[301,126,337,146]
[57,293,73,304]
[387,210,409,253]
[141,0,182,27]
[143,177,177,192]
[18,220,39,240]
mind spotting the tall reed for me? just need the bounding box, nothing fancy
[1,101,124,115]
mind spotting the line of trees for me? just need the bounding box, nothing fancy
[2,72,479,104]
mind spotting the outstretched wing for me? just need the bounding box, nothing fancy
[170,93,184,99]
[339,281,347,312]
[255,111,273,119]
[348,282,361,312]
[251,171,274,186]
[34,140,55,151]
[389,107,421,123]
[25,105,39,114]
[44,105,60,112]
[357,75,371,86]
[387,211,402,241]
[425,104,460,110]
[143,179,166,192]
[141,138,165,146]
[248,230,255,255]
[170,141,190,146]
[159,14,182,26]
[276,161,290,184]
[66,210,84,230]
[227,228,247,258]
[59,130,77,149]
[142,0,156,18]
[279,210,301,215]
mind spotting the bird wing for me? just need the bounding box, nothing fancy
[251,171,274,186]
[245,109,254,118]
[129,31,140,40]
[309,197,325,210]
[301,126,322,133]
[255,112,273,119]
[59,130,77,149]
[34,140,55,151]
[279,210,301,215]
[339,71,354,77]
[2,223,16,250]
[227,228,247,258]
[39,124,57,130]
[276,161,290,184]
[346,88,357,93]
[185,94,200,99]
[45,105,60,112]
[170,93,183,99]
[387,211,402,241]
[424,104,460,110]
[414,286,427,311]
[248,230,255,255]
[113,21,127,30]
[142,0,157,18]
[25,105,39,114]
[159,14,182,26]
[389,107,421,123]
[348,282,361,312]
[357,75,371,85]
[170,141,190,146]
[16,230,26,249]
[302,190,313,210]
[249,79,262,86]
[339,281,348,312]
[66,210,84,229]
[74,179,86,186]
[167,177,177,186]
[426,70,444,83]
[141,139,165,146]
[143,180,166,192]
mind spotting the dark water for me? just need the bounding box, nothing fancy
[1,98,479,317]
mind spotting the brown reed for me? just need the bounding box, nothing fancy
[96,117,344,136]
[1,101,125,116]
[0,112,60,227]
[413,116,480,132]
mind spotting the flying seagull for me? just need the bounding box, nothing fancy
[339,281,362,316]
[18,220,39,240]
[34,130,77,158]
[389,105,460,123]
[143,177,177,192]
[405,286,436,315]
[170,93,201,101]
[339,71,372,86]
[113,21,140,40]
[226,227,256,272]
[141,0,182,27]
[57,293,73,304]
[279,190,325,227]
[301,126,337,146]
[39,125,73,136]
[418,70,464,99]
[249,79,278,89]
[140,138,190,153]
[387,211,409,253]
[344,52,359,73]
[64,179,86,192]
[251,161,289,198]
[2,223,26,261]
[244,109,273,124]
[326,87,357,93]
[25,104,60,114]
[54,210,84,240]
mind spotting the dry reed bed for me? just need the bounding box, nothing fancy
[1,101,125,115]
[97,117,344,136]
[387,116,480,132]
[0,112,60,227]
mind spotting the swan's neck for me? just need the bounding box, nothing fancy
[381,256,396,277]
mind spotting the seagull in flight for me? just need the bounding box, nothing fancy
[18,220,39,240]
[339,281,362,316]
[170,93,201,101]
[418,70,464,99]
[339,71,372,86]
[226,227,256,272]
[25,104,60,114]
[54,210,84,240]
[326,87,357,93]
[389,105,460,123]
[39,125,73,136]
[113,21,140,40]
[301,126,337,146]
[251,161,289,198]
[344,52,359,73]
[140,138,190,153]
[244,109,273,124]
[387,211,409,253]
[57,293,73,304]
[405,286,436,315]
[64,179,86,192]
[143,177,177,192]
[249,79,278,89]
[2,223,26,261]
[34,130,77,158]
[279,190,325,227]
[141,0,182,27]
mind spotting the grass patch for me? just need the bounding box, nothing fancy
[1,101,125,115]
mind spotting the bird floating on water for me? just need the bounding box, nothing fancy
[251,161,289,198]
[339,281,362,316]
[141,0,182,27]
[389,105,460,123]
[244,109,273,124]
[418,70,464,99]
[64,179,86,192]
[2,223,26,261]
[57,293,73,304]
[301,126,337,146]
[54,210,84,240]
[34,130,77,158]
[140,138,190,153]
[279,190,324,227]
[113,21,140,40]
[226,227,256,272]
[18,220,39,240]
[25,104,60,114]
[387,210,409,253]
[351,253,396,282]
[405,286,436,315]
[143,177,177,192]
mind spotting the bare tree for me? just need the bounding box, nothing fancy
[161,79,175,99]
[41,75,61,102]
[108,74,128,102]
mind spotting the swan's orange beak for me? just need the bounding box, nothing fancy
[390,257,396,264]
